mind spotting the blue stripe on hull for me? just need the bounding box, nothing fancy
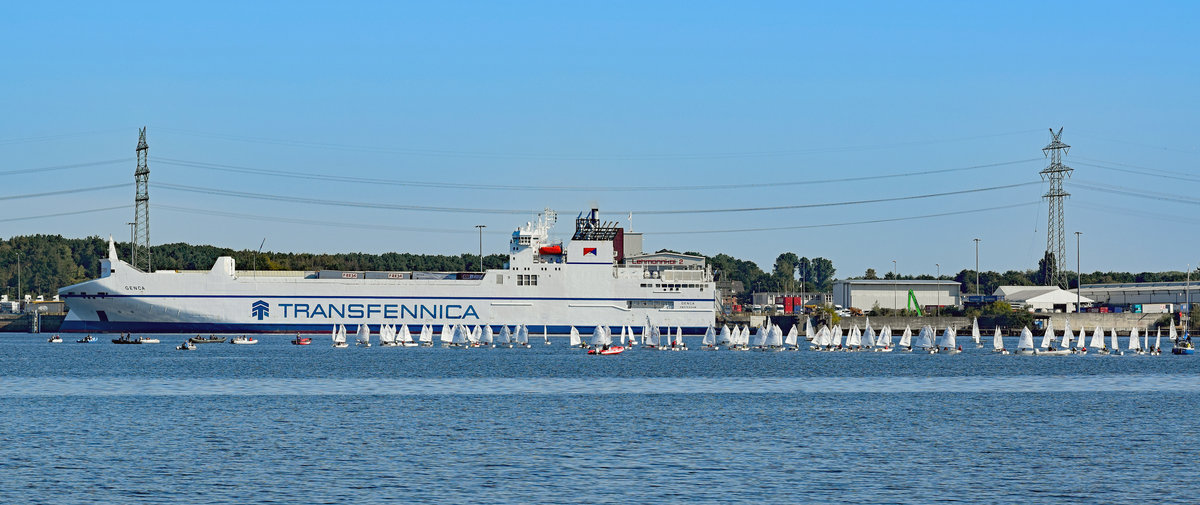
[59,320,712,335]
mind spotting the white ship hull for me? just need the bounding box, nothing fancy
[60,209,717,334]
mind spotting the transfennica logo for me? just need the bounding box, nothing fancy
[251,300,270,320]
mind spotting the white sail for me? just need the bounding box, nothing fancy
[703,326,716,346]
[1017,326,1035,350]
[568,326,581,346]
[378,324,393,344]
[590,326,607,347]
[878,326,892,347]
[862,322,876,348]
[1089,326,1105,349]
[784,325,798,347]
[398,324,412,343]
[937,326,956,349]
[831,325,843,347]
[1155,327,1163,351]
[1061,321,1074,348]
[767,325,783,347]
[805,318,815,342]
[845,325,860,347]
[330,325,338,344]
[915,325,933,349]
[1129,327,1142,351]
[440,324,453,343]
[1170,320,1177,341]
[498,325,512,344]
[753,326,767,347]
[972,318,981,344]
[1040,325,1055,349]
[993,327,1004,350]
[626,325,637,346]
[718,325,732,345]
[517,325,530,345]
[356,324,370,345]
[1109,328,1119,351]
[451,324,470,345]
[674,326,683,347]
[482,325,494,344]
[898,326,912,347]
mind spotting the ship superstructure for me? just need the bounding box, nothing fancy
[59,208,716,334]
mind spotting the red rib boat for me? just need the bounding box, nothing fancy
[587,345,625,355]
[291,335,312,345]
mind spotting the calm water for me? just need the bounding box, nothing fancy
[2,333,1199,504]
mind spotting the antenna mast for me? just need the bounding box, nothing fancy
[134,127,152,272]
[1040,127,1072,288]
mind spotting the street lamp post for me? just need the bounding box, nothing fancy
[475,225,486,273]
[936,263,940,318]
[1080,231,1089,311]
[973,238,981,296]
[127,222,136,265]
[892,260,897,314]
[16,251,21,308]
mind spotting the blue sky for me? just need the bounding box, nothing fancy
[2,1,1197,277]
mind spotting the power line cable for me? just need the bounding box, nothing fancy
[0,128,129,147]
[648,202,1040,235]
[0,158,133,177]
[0,205,128,223]
[157,157,1041,192]
[1073,180,1200,206]
[0,183,128,201]
[156,180,1039,216]
[157,205,494,235]
[156,126,1043,160]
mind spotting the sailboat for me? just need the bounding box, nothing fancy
[914,325,934,353]
[810,325,828,351]
[378,324,397,347]
[589,326,606,349]
[845,325,862,351]
[1038,323,1069,356]
[516,324,531,348]
[898,325,913,352]
[543,327,551,346]
[568,326,585,348]
[625,325,638,347]
[992,327,1008,354]
[702,326,719,350]
[418,324,434,347]
[804,318,815,342]
[1129,327,1145,355]
[586,325,624,355]
[439,324,454,347]
[972,318,982,348]
[716,325,732,349]
[497,326,513,348]
[1170,319,1190,355]
[1089,326,1106,354]
[355,324,371,347]
[1109,328,1123,356]
[784,324,798,350]
[397,324,417,347]
[332,324,349,348]
[480,325,495,348]
[1014,326,1037,355]
[936,326,959,354]
[672,326,687,351]
[861,321,876,351]
[1061,321,1078,354]
[450,324,470,348]
[875,325,893,352]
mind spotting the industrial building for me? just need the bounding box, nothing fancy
[832,279,961,312]
[993,286,1092,313]
[1077,281,1199,312]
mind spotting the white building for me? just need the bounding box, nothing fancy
[1078,281,1200,309]
[833,279,961,311]
[993,286,1093,313]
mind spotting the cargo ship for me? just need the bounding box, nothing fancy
[58,208,717,334]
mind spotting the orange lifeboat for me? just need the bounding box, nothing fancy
[539,245,563,255]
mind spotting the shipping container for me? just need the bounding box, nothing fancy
[364,271,412,280]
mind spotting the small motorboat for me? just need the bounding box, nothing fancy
[76,335,97,343]
[291,334,312,346]
[176,341,197,351]
[230,335,258,345]
[47,334,63,343]
[189,335,227,344]
[111,334,142,344]
[587,345,625,355]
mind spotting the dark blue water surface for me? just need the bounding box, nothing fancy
[2,333,1199,504]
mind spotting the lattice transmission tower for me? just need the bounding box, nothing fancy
[1040,127,1072,288]
[133,127,152,272]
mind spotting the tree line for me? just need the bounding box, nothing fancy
[2,234,1196,303]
